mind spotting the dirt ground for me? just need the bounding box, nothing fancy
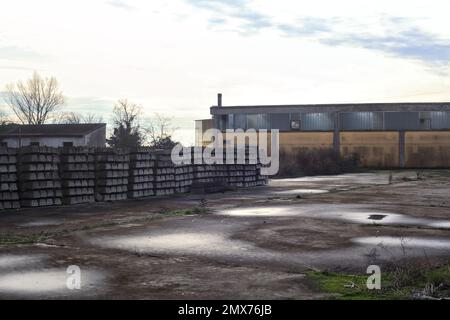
[1,170,450,299]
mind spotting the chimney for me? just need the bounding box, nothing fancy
[217,93,222,107]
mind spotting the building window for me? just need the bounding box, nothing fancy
[0,141,7,147]
[63,142,74,147]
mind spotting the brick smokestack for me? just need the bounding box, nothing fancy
[217,93,222,107]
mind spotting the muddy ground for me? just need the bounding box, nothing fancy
[0,170,450,299]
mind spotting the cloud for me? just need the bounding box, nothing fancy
[183,1,450,66]
[106,0,135,11]
[278,17,333,37]
[0,46,48,61]
[322,26,450,65]
[185,0,271,34]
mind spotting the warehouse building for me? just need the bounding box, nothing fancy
[196,95,450,168]
[0,123,106,148]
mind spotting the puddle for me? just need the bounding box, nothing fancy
[0,255,46,269]
[0,268,105,295]
[94,232,256,257]
[272,189,329,195]
[216,204,450,229]
[217,206,299,217]
[352,237,450,250]
[272,173,389,185]
[18,219,62,228]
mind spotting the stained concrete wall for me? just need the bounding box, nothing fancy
[278,132,333,154]
[340,132,400,168]
[405,132,450,167]
[197,129,450,168]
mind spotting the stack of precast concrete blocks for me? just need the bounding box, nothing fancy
[154,150,175,196]
[175,164,194,193]
[0,147,20,210]
[0,145,269,210]
[94,148,129,201]
[60,147,96,205]
[191,148,227,185]
[17,146,62,207]
[127,148,155,198]
[256,164,268,186]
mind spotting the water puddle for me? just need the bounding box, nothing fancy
[93,232,256,258]
[217,206,299,217]
[273,173,388,185]
[352,237,450,250]
[216,204,450,229]
[0,255,46,269]
[18,219,62,228]
[0,268,105,295]
[272,189,329,195]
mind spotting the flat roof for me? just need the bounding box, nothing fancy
[211,102,450,115]
[0,123,106,138]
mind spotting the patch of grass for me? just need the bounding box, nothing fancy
[0,233,48,246]
[307,271,407,300]
[307,264,450,300]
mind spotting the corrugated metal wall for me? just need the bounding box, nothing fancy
[224,111,450,131]
[301,113,334,131]
[340,112,383,130]
[431,111,450,129]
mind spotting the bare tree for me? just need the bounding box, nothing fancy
[54,111,103,124]
[107,99,144,148]
[0,109,10,126]
[144,113,177,149]
[4,71,65,124]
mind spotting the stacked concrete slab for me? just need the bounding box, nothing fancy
[256,164,269,186]
[128,147,155,198]
[226,164,245,187]
[0,147,20,210]
[17,146,62,207]
[1,146,269,209]
[175,164,194,193]
[60,147,95,204]
[95,148,129,201]
[154,150,175,196]
[242,164,258,187]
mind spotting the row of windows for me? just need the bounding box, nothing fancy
[217,111,450,131]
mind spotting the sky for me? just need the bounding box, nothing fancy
[1,0,450,145]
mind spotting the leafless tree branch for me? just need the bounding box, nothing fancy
[4,71,65,124]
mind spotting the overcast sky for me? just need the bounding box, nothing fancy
[1,0,450,144]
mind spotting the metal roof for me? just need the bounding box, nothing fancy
[210,102,450,115]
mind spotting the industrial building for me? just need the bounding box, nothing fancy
[0,123,106,148]
[196,95,450,168]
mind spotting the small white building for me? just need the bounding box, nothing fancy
[0,123,106,148]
